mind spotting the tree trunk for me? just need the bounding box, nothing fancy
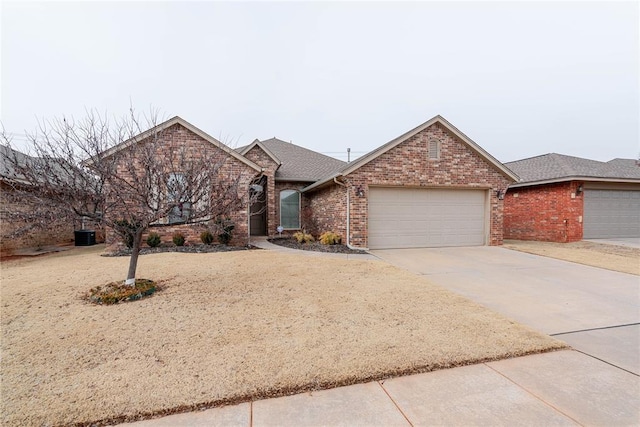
[125,229,144,286]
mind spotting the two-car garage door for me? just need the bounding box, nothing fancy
[583,189,640,238]
[368,187,487,249]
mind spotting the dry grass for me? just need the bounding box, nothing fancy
[504,240,640,275]
[1,246,566,426]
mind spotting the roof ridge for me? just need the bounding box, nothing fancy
[505,153,555,164]
[550,153,581,176]
[260,137,347,164]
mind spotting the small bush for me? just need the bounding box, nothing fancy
[319,231,342,245]
[293,231,314,244]
[216,219,235,245]
[172,232,186,246]
[200,230,214,245]
[87,279,156,305]
[146,232,162,247]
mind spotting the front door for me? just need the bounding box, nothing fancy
[249,176,267,236]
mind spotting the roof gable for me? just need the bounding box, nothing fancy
[91,116,262,172]
[239,139,282,166]
[341,115,517,180]
[303,115,517,192]
[506,153,640,187]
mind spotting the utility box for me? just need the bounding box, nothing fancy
[74,230,96,246]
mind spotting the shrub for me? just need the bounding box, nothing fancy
[200,230,214,245]
[146,232,162,247]
[172,232,186,246]
[293,231,314,244]
[319,231,342,245]
[216,219,235,245]
[113,219,138,248]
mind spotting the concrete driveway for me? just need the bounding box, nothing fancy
[372,246,640,375]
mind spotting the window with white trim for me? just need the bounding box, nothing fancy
[167,173,191,224]
[428,139,441,160]
[280,190,300,229]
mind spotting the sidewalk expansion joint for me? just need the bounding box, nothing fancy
[484,361,585,426]
[377,380,414,427]
[571,350,640,377]
[550,322,639,337]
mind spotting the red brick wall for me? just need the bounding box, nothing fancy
[105,123,258,249]
[340,122,513,248]
[0,195,74,255]
[504,181,584,242]
[306,183,347,240]
[143,224,209,247]
[0,182,104,256]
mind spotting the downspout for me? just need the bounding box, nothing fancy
[333,177,359,250]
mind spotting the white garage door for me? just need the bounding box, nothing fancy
[583,190,640,238]
[368,187,486,249]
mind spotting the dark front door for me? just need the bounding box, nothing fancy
[250,177,267,236]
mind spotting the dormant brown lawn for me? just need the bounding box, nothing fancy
[1,246,565,426]
[504,240,640,276]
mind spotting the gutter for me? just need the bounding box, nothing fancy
[508,176,640,189]
[302,172,341,193]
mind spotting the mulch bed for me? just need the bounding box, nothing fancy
[103,244,256,257]
[268,237,367,254]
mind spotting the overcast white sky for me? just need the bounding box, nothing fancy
[1,1,638,163]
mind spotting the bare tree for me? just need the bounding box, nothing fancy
[1,109,258,285]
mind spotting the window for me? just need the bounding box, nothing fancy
[428,139,441,160]
[280,190,300,229]
[167,173,190,224]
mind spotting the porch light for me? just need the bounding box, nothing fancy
[496,189,505,200]
[576,185,583,195]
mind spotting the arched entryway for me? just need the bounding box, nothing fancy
[249,176,267,236]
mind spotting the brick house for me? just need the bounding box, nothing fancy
[101,115,517,249]
[0,146,77,255]
[504,153,640,242]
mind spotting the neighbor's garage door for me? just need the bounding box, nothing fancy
[368,187,486,249]
[583,190,640,238]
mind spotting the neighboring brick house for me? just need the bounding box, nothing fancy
[504,153,640,242]
[0,146,76,255]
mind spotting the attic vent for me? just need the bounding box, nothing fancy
[428,139,441,160]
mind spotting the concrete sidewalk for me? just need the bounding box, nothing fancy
[121,349,639,426]
[249,236,377,260]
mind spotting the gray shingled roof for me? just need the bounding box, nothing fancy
[253,138,346,182]
[506,153,640,184]
[1,145,35,184]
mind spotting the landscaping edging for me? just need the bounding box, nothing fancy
[102,244,257,257]
[267,237,367,254]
